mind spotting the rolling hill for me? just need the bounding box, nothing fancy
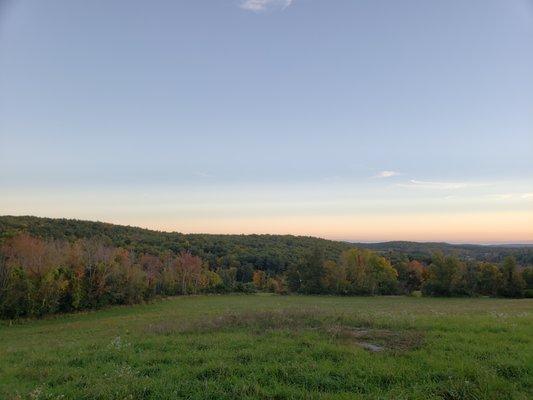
[1,215,532,269]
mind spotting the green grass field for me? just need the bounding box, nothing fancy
[1,295,531,399]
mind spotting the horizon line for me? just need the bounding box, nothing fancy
[2,214,532,247]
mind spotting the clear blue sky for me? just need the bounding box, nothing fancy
[1,0,532,243]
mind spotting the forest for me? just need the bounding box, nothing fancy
[0,216,532,318]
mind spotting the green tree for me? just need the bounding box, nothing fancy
[218,267,238,292]
[341,249,368,294]
[498,256,525,298]
[451,261,478,296]
[339,249,397,295]
[521,267,533,289]
[369,255,398,295]
[297,247,326,294]
[0,267,32,318]
[422,253,461,296]
[321,260,348,294]
[476,263,502,296]
[522,267,533,297]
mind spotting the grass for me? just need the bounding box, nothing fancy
[0,295,532,399]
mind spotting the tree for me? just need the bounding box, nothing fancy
[368,255,398,295]
[175,252,203,294]
[394,260,424,294]
[252,270,268,291]
[0,267,32,318]
[218,267,238,292]
[200,270,223,292]
[451,261,478,296]
[476,263,502,296]
[139,254,163,295]
[297,247,326,294]
[267,276,288,294]
[522,267,533,288]
[321,260,348,294]
[422,253,461,296]
[341,249,368,294]
[0,234,219,318]
[237,263,254,283]
[340,249,397,295]
[286,263,301,292]
[498,256,525,298]
[522,267,533,297]
[0,254,9,309]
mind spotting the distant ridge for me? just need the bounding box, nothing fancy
[1,215,532,267]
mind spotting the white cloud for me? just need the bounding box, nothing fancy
[482,192,533,200]
[193,171,213,178]
[486,193,514,200]
[446,192,533,201]
[374,170,400,179]
[397,179,471,190]
[240,0,293,12]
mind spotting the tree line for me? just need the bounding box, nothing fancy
[1,234,531,319]
[0,235,228,319]
[287,247,531,298]
[2,216,532,275]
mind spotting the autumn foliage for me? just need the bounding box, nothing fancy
[0,235,222,318]
[0,233,530,319]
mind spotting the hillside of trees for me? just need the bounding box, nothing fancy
[0,216,354,275]
[2,216,532,270]
[355,241,533,266]
[1,216,532,318]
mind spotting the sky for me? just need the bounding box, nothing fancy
[0,0,532,243]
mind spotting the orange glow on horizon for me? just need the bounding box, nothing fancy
[103,210,533,244]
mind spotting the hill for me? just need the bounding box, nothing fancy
[0,215,352,274]
[1,215,532,269]
[352,241,533,265]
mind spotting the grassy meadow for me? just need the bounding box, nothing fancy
[0,295,532,399]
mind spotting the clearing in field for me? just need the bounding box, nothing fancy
[0,295,532,399]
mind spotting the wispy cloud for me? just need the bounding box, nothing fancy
[240,0,293,12]
[486,193,514,200]
[374,170,400,179]
[193,171,213,178]
[397,179,473,190]
[487,193,533,200]
[487,193,533,202]
[444,192,533,202]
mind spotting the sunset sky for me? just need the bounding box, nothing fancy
[1,0,532,243]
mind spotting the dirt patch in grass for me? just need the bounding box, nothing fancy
[145,309,424,353]
[326,325,424,352]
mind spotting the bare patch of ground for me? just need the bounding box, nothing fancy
[145,309,424,353]
[326,325,425,352]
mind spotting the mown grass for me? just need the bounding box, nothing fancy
[0,295,531,399]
